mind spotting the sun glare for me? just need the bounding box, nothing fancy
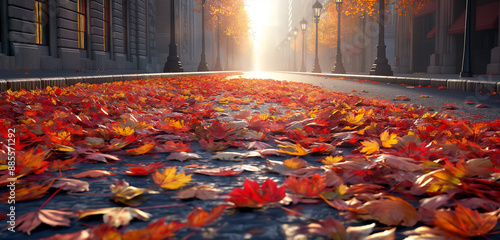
[245,0,271,71]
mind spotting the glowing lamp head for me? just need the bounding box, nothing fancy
[293,27,298,36]
[287,33,292,41]
[335,0,342,3]
[300,19,307,31]
[313,0,323,20]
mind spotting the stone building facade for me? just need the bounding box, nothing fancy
[0,0,159,71]
[395,0,500,75]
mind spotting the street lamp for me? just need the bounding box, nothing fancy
[287,33,292,71]
[300,19,307,72]
[293,27,298,71]
[332,0,346,74]
[164,0,183,72]
[460,0,475,77]
[197,0,209,71]
[369,0,393,76]
[312,0,322,73]
[214,10,222,71]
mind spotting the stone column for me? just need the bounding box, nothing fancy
[394,14,410,73]
[427,0,456,74]
[487,2,500,74]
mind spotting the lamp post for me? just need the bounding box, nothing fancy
[300,19,307,72]
[460,0,475,77]
[332,0,346,74]
[197,0,209,71]
[293,27,298,71]
[369,0,392,75]
[164,0,183,72]
[214,11,223,71]
[287,33,292,71]
[312,0,322,73]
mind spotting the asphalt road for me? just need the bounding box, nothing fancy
[241,72,500,121]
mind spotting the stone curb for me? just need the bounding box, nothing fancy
[292,72,499,94]
[0,79,6,92]
[2,71,235,91]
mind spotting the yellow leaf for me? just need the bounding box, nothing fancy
[283,157,308,169]
[380,131,399,148]
[321,156,344,165]
[278,143,308,156]
[126,142,156,155]
[114,126,135,136]
[152,166,192,190]
[360,140,380,155]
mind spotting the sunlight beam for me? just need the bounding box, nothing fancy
[245,0,272,71]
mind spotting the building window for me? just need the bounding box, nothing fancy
[77,0,87,49]
[123,0,128,55]
[103,0,110,52]
[35,0,49,45]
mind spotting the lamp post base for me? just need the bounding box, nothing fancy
[369,62,393,76]
[299,64,306,72]
[214,57,223,71]
[164,44,184,72]
[197,54,210,71]
[312,59,322,73]
[332,61,346,74]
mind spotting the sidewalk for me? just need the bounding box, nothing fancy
[1,69,499,94]
[291,71,500,94]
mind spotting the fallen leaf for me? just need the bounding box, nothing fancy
[352,196,420,227]
[110,179,148,206]
[173,185,220,200]
[152,166,192,190]
[185,204,227,228]
[122,217,183,240]
[78,207,151,227]
[72,170,115,178]
[165,152,201,161]
[433,203,500,237]
[285,174,326,197]
[125,162,166,176]
[226,178,285,208]
[51,178,89,193]
[16,209,73,235]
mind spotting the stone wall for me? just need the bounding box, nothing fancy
[0,0,157,71]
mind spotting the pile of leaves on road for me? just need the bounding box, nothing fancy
[1,73,500,239]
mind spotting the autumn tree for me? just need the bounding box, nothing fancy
[195,0,252,68]
[306,2,361,54]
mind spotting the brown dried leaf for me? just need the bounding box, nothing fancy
[16,209,73,235]
[173,185,220,200]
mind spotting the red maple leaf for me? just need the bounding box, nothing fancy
[125,162,166,176]
[226,178,285,208]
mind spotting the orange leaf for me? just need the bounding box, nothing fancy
[283,157,308,169]
[122,217,183,240]
[433,203,500,237]
[186,204,227,228]
[285,174,327,197]
[278,143,308,156]
[126,142,156,155]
